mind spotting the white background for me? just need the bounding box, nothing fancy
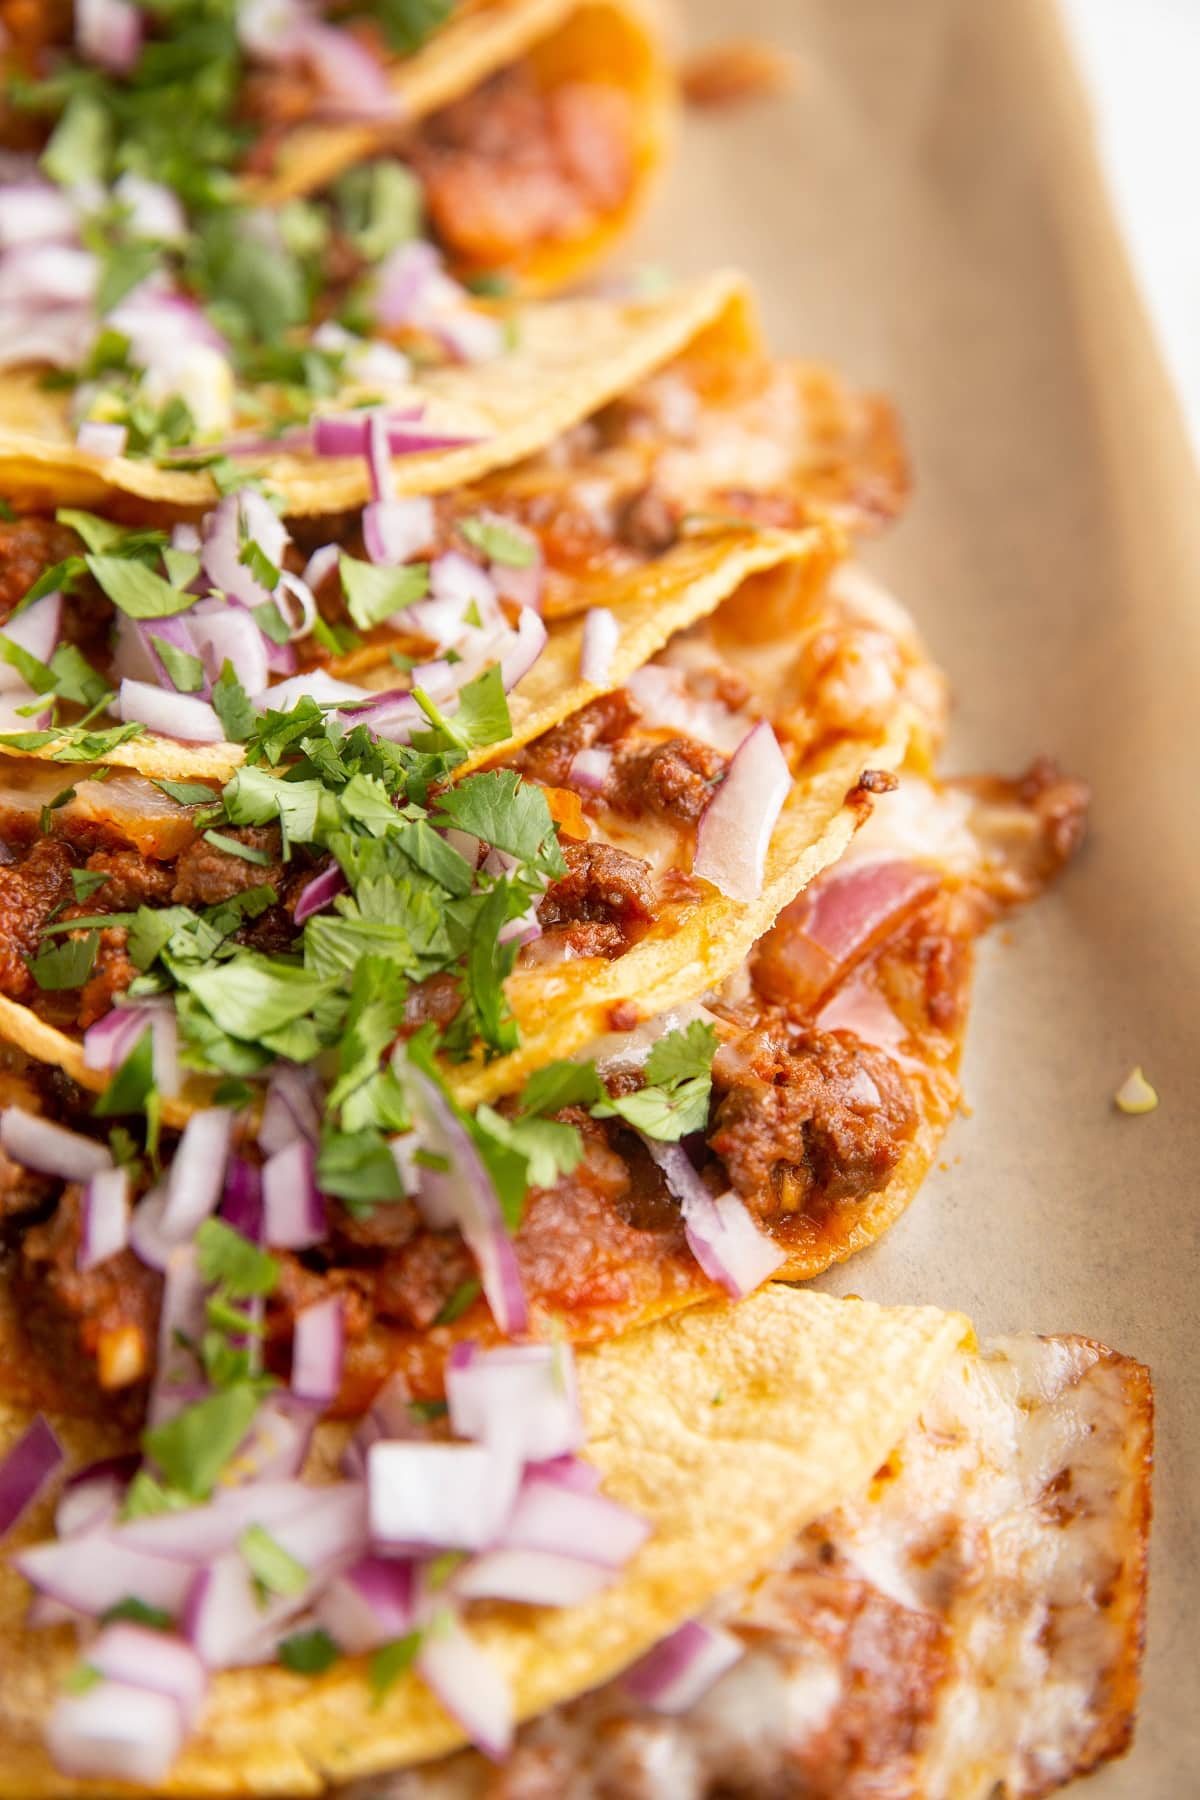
[1061,0,1200,452]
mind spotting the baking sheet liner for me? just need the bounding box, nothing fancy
[628,0,1200,1790]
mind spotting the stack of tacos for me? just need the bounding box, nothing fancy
[0,9,1149,1797]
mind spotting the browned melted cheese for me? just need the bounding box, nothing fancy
[353,1335,1150,1800]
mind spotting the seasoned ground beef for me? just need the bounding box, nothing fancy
[0,838,74,1003]
[605,735,726,825]
[517,690,640,788]
[410,66,634,271]
[401,971,464,1037]
[171,826,286,907]
[537,840,656,958]
[18,1188,163,1392]
[0,517,111,656]
[708,1025,916,1221]
[79,849,175,911]
[613,486,680,556]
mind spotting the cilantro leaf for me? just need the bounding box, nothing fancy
[433,1278,482,1325]
[436,770,565,876]
[85,554,196,619]
[195,1219,279,1299]
[411,664,512,755]
[100,1597,174,1631]
[339,555,429,631]
[70,867,111,904]
[175,953,336,1043]
[368,1632,423,1707]
[240,1524,308,1598]
[317,1127,404,1210]
[152,778,221,806]
[520,1059,604,1116]
[644,1021,719,1089]
[460,513,537,567]
[474,1104,583,1192]
[26,931,97,991]
[151,635,206,694]
[93,1027,157,1118]
[278,1628,340,1676]
[143,1383,267,1501]
[202,829,274,865]
[594,1079,712,1141]
[211,660,256,743]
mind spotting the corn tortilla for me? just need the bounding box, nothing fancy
[0,1287,970,1796]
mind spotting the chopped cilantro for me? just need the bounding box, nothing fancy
[278,1628,340,1676]
[460,513,537,567]
[143,1382,267,1501]
[317,1126,404,1211]
[195,1219,279,1299]
[240,539,280,592]
[520,1060,604,1116]
[61,1664,103,1697]
[339,554,429,631]
[240,1523,308,1599]
[85,554,195,620]
[93,1028,157,1121]
[70,867,111,904]
[202,828,274,865]
[211,660,256,743]
[592,1022,719,1143]
[436,770,565,876]
[26,931,98,992]
[368,1632,423,1707]
[151,635,206,694]
[433,1279,482,1325]
[100,1597,174,1631]
[474,1105,583,1194]
[644,1020,719,1088]
[152,778,221,805]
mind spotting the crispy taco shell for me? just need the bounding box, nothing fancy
[0,1288,970,1796]
[247,0,673,297]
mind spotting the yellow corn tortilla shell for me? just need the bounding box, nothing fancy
[0,1286,970,1797]
[450,703,916,1108]
[0,270,753,515]
[249,0,673,297]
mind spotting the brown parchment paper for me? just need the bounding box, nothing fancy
[629,0,1200,1790]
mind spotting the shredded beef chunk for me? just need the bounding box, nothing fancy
[411,66,634,269]
[708,1026,916,1221]
[537,841,656,958]
[605,736,726,825]
[19,1187,162,1391]
[518,690,640,788]
[0,839,74,1003]
[171,826,285,907]
[613,485,680,556]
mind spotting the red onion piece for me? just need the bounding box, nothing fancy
[528,1454,602,1494]
[623,1619,744,1713]
[78,1166,130,1272]
[55,1457,136,1540]
[75,0,143,73]
[116,677,227,744]
[119,1479,326,1560]
[403,1066,528,1336]
[815,969,916,1066]
[418,1614,514,1761]
[0,244,97,307]
[0,183,78,248]
[75,420,128,457]
[293,863,348,925]
[263,1139,326,1249]
[258,1065,322,1155]
[200,492,270,609]
[158,1108,233,1245]
[15,1532,195,1616]
[368,1441,520,1555]
[429,549,499,615]
[0,1416,63,1540]
[47,1682,183,1787]
[373,241,442,329]
[259,668,370,710]
[0,302,95,370]
[298,20,399,119]
[301,543,339,594]
[147,1248,208,1425]
[274,571,317,641]
[113,172,185,245]
[291,1295,344,1404]
[363,495,436,566]
[366,408,393,505]
[693,721,791,902]
[0,590,62,689]
[645,1142,784,1300]
[0,1107,112,1181]
[314,1556,414,1654]
[579,606,619,686]
[500,607,548,691]
[568,746,613,791]
[455,1548,614,1608]
[498,1475,651,1567]
[310,410,473,461]
[447,1344,582,1465]
[491,555,543,614]
[187,607,270,698]
[227,1395,315,1486]
[83,1003,179,1098]
[88,1624,208,1729]
[220,1155,263,1241]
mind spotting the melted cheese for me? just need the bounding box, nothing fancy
[354,1336,1147,1800]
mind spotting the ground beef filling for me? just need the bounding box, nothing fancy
[0,825,309,1026]
[536,839,656,959]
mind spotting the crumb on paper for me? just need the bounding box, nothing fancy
[681,40,801,111]
[1114,1066,1158,1115]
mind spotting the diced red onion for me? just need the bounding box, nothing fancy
[491,555,544,614]
[113,172,185,245]
[0,590,63,688]
[293,862,348,925]
[368,1441,519,1555]
[119,1479,326,1560]
[186,1551,304,1670]
[497,901,542,949]
[75,0,143,73]
[499,607,548,691]
[258,1065,322,1155]
[274,571,318,641]
[568,747,612,791]
[623,1620,744,1713]
[310,410,475,461]
[446,1343,583,1465]
[115,677,227,744]
[258,668,370,710]
[0,243,96,306]
[47,1682,183,1787]
[239,488,289,568]
[55,1457,136,1540]
[262,1139,326,1249]
[429,550,499,615]
[800,857,937,973]
[188,607,269,698]
[418,1613,514,1761]
[301,543,340,594]
[645,1142,784,1300]
[82,1002,178,1098]
[225,1395,315,1486]
[373,241,442,330]
[236,0,305,58]
[16,1532,195,1616]
[0,302,95,370]
[815,969,916,1066]
[403,1066,528,1337]
[626,664,750,754]
[579,607,619,687]
[454,1547,614,1608]
[75,420,128,457]
[0,182,78,248]
[363,495,436,567]
[147,1248,207,1425]
[693,721,791,902]
[88,1624,208,1729]
[200,492,270,609]
[220,1156,263,1241]
[171,522,202,553]
[0,1416,63,1540]
[298,20,399,120]
[157,1108,233,1245]
[366,408,394,505]
[498,1475,651,1568]
[291,1295,344,1404]
[528,1454,601,1494]
[0,1107,112,1181]
[78,1165,130,1272]
[314,1555,414,1654]
[429,306,506,366]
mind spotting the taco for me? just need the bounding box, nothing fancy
[0,733,1086,1418]
[0,1286,1151,1795]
